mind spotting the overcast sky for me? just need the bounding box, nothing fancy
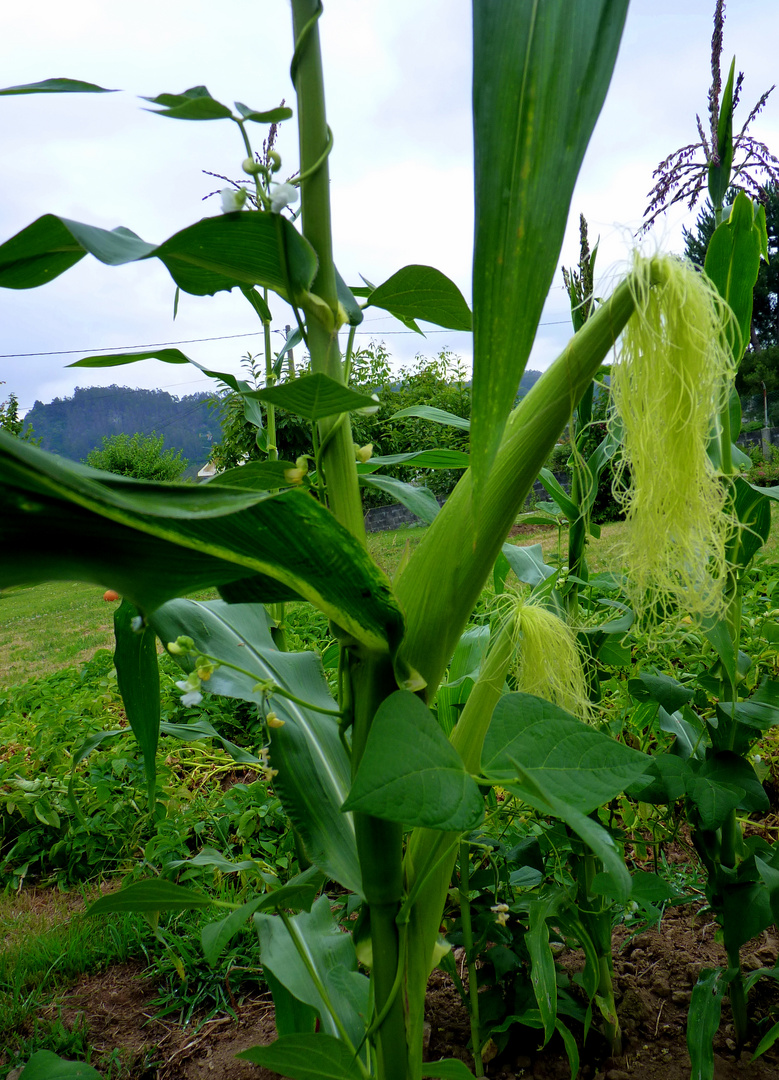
[1,0,778,415]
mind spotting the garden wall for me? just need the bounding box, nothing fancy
[737,427,778,456]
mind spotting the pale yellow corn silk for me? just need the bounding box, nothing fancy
[609,253,738,630]
[493,592,591,721]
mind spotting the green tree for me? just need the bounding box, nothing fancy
[208,344,473,504]
[0,390,39,443]
[85,431,188,481]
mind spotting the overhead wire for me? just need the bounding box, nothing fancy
[1,319,571,360]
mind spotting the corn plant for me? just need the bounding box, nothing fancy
[627,6,779,1071]
[1,4,747,1079]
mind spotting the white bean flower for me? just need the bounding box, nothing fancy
[220,187,248,213]
[176,673,203,707]
[269,182,298,214]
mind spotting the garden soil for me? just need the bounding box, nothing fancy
[7,897,779,1080]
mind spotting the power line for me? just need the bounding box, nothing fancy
[1,319,573,359]
[0,330,265,359]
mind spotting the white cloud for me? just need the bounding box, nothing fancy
[1,0,778,417]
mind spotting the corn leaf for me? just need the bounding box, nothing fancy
[359,475,441,524]
[88,880,213,914]
[0,433,403,656]
[687,968,731,1080]
[471,0,628,500]
[390,405,471,431]
[704,192,762,363]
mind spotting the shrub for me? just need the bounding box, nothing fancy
[85,431,188,481]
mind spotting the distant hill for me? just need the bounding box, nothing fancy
[518,370,542,397]
[24,372,545,479]
[26,385,222,476]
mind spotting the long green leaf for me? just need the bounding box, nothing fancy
[87,879,213,915]
[0,210,316,301]
[704,192,762,364]
[359,475,441,525]
[0,433,403,656]
[69,348,191,368]
[0,78,118,96]
[708,60,735,209]
[150,600,362,895]
[390,406,471,432]
[687,968,731,1080]
[732,477,771,569]
[357,449,469,472]
[537,469,579,521]
[435,626,490,736]
[528,892,562,1045]
[471,0,628,498]
[753,1019,779,1061]
[113,599,160,803]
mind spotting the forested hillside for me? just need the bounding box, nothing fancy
[26,386,222,472]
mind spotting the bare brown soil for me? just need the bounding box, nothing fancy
[4,894,779,1080]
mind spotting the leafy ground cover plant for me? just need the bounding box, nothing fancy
[3,4,771,1080]
[0,649,294,890]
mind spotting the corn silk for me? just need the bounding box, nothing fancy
[609,252,738,631]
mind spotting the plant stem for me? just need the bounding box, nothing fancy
[727,947,749,1050]
[290,0,365,543]
[573,845,621,1054]
[458,841,484,1076]
[349,651,408,1080]
[597,952,622,1056]
[396,268,648,697]
[403,623,518,1079]
[263,292,277,463]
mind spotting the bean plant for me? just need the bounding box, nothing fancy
[2,4,777,1080]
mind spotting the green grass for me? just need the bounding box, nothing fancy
[0,583,219,687]
[367,525,427,576]
[0,582,119,686]
[0,885,148,1049]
